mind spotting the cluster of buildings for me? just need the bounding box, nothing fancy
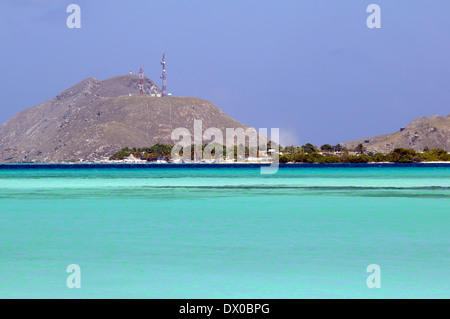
[100,149,280,164]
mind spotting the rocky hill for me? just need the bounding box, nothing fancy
[345,114,450,153]
[0,75,249,162]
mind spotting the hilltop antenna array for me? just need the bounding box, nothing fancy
[139,67,144,95]
[161,53,167,97]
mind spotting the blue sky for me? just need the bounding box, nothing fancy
[0,0,449,146]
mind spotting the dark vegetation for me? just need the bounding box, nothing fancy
[110,143,174,161]
[110,143,268,161]
[111,142,449,163]
[279,144,450,164]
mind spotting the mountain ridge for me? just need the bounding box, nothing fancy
[345,114,450,152]
[0,75,249,162]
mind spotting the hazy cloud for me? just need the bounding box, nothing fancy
[279,128,300,147]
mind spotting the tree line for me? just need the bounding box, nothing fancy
[279,144,449,163]
[110,143,271,161]
[110,142,449,163]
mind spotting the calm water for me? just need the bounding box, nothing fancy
[0,164,449,298]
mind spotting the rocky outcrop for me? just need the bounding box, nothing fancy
[345,114,450,153]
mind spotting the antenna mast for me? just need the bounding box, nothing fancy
[161,53,167,97]
[139,67,144,95]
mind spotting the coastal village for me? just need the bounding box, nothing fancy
[82,147,280,164]
[80,142,450,164]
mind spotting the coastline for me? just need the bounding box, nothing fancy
[1,161,450,166]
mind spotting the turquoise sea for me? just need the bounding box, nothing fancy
[0,164,449,298]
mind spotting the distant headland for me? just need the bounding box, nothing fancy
[0,75,448,164]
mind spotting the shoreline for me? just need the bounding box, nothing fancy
[1,161,450,165]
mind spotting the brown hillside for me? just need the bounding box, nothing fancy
[0,76,249,162]
[345,114,450,153]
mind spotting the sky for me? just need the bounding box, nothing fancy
[0,0,449,146]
